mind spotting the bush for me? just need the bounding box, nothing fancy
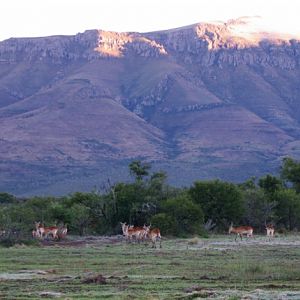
[273,189,300,230]
[150,213,177,236]
[189,180,244,230]
[187,236,201,245]
[162,193,204,236]
[0,193,16,204]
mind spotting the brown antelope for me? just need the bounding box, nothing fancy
[266,224,275,240]
[120,222,131,242]
[143,224,162,248]
[120,222,128,237]
[57,224,68,240]
[34,221,44,238]
[35,221,58,240]
[120,222,146,243]
[32,229,40,239]
[228,223,253,241]
[127,225,146,243]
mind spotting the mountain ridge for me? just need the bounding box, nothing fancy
[1,18,300,195]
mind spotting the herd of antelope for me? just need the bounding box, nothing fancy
[228,223,275,241]
[120,222,162,248]
[12,220,274,245]
[32,222,68,240]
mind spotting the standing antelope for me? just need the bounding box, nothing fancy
[228,223,253,241]
[127,225,146,243]
[120,222,129,240]
[143,225,162,248]
[57,224,68,240]
[120,222,147,243]
[266,224,275,240]
[32,229,40,239]
[35,221,58,240]
[34,222,44,238]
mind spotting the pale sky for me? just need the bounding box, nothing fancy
[1,0,300,41]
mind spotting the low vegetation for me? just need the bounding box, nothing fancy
[0,235,300,299]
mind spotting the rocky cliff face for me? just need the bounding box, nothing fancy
[1,19,299,65]
[1,18,300,195]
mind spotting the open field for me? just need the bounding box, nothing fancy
[1,235,300,299]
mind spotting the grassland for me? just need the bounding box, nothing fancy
[1,235,300,299]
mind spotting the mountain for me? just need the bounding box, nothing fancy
[1,17,300,195]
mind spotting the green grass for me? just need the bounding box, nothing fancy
[0,236,300,299]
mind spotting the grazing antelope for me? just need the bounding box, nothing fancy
[228,223,253,241]
[143,224,162,248]
[266,224,275,240]
[35,221,58,240]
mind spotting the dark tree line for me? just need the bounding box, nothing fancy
[1,158,300,239]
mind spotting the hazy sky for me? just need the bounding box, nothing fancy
[1,0,300,41]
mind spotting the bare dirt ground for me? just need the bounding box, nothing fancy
[40,234,124,247]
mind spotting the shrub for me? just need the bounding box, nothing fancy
[162,193,204,236]
[150,213,177,236]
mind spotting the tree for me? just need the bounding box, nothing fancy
[148,171,167,199]
[258,174,283,196]
[238,177,257,191]
[5,203,36,234]
[162,193,204,235]
[69,204,91,236]
[189,180,244,229]
[141,171,169,216]
[273,189,300,230]
[113,182,142,224]
[150,213,177,236]
[129,160,151,181]
[280,157,300,192]
[0,193,16,204]
[65,192,118,234]
[24,196,59,227]
[243,189,277,230]
[0,192,16,204]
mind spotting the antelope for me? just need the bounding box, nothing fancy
[143,224,162,248]
[120,222,128,237]
[228,223,253,241]
[120,222,131,242]
[32,229,40,239]
[35,221,44,238]
[57,224,68,240]
[35,221,58,240]
[127,225,146,243]
[266,224,275,240]
[120,222,146,243]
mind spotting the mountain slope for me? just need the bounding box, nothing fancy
[1,18,300,195]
